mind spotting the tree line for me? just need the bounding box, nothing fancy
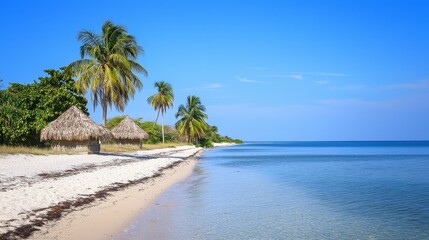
[0,21,241,147]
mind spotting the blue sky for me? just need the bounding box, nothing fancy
[1,0,428,141]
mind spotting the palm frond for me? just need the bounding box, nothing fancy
[68,21,147,126]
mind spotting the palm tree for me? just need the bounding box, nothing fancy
[147,81,174,143]
[175,96,208,144]
[67,21,147,126]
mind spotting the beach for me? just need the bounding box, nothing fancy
[0,1,426,239]
[0,146,202,239]
[5,141,428,240]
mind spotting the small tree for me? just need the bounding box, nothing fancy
[147,81,174,143]
[175,96,208,144]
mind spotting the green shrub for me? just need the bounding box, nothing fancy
[196,137,214,148]
[0,68,88,146]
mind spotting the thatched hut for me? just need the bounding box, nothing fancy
[111,116,149,148]
[40,106,113,154]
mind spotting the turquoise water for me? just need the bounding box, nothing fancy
[117,142,429,239]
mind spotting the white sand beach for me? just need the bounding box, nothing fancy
[0,146,201,239]
[212,142,236,147]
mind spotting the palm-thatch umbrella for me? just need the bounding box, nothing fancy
[111,116,149,148]
[40,106,113,154]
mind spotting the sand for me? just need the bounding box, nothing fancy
[32,159,198,240]
[0,146,201,239]
[212,142,236,147]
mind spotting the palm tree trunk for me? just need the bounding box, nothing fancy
[161,112,165,143]
[100,94,108,144]
[153,110,160,127]
[102,97,108,127]
[100,81,108,127]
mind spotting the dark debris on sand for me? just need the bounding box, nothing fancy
[0,157,197,240]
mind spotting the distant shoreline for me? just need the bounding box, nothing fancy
[212,142,238,147]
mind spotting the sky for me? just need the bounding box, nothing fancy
[0,0,428,141]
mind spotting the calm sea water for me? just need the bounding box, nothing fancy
[116,141,429,240]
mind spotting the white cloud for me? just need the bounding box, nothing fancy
[267,74,303,80]
[288,72,348,77]
[266,72,348,80]
[306,72,349,77]
[206,83,224,89]
[236,76,265,83]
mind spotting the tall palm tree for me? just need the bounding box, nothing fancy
[147,81,174,143]
[175,96,208,144]
[67,21,147,126]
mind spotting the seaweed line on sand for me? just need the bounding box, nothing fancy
[0,148,192,192]
[0,153,200,240]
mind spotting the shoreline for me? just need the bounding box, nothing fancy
[32,158,199,240]
[0,146,202,239]
[0,143,236,239]
[212,142,237,147]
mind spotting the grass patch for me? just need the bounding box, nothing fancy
[0,145,81,155]
[101,142,190,153]
[142,142,190,150]
[100,144,140,153]
[0,142,191,155]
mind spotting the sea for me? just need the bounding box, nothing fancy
[116,141,429,240]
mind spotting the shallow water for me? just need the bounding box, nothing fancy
[116,141,429,240]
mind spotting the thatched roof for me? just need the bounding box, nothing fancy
[111,116,149,140]
[40,106,113,141]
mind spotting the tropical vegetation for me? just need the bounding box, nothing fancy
[0,68,88,146]
[106,115,178,144]
[67,20,147,126]
[106,115,241,148]
[147,81,174,143]
[192,126,243,148]
[0,21,242,151]
[200,125,243,146]
[175,95,209,144]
